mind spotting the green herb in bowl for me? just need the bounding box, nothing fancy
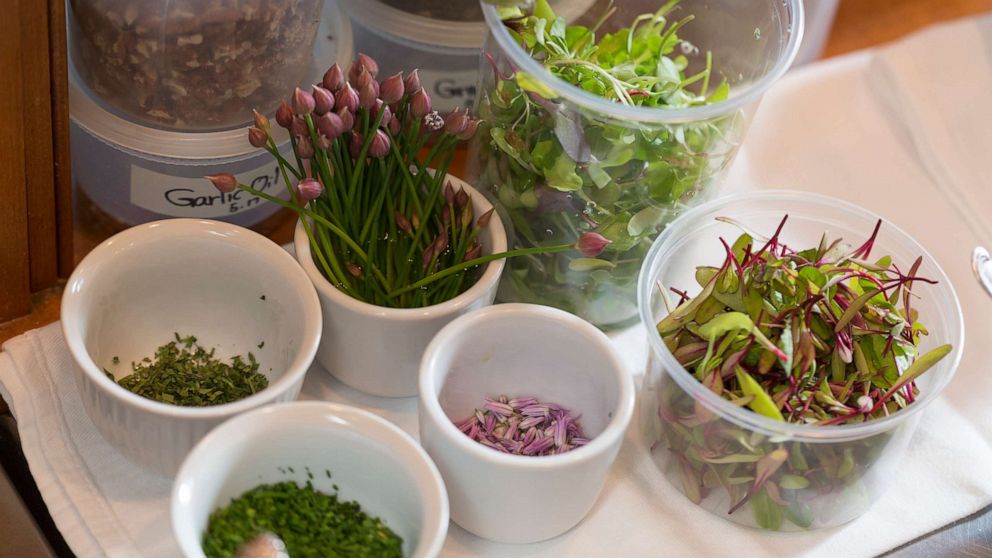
[109,334,268,407]
[202,480,403,558]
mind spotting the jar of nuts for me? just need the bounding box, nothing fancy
[68,0,325,131]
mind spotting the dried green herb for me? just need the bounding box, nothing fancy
[649,215,953,529]
[202,480,403,558]
[113,334,268,407]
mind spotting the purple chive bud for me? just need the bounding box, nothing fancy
[252,109,270,132]
[316,112,344,140]
[359,82,378,110]
[353,53,379,79]
[410,88,432,118]
[444,182,455,205]
[346,262,363,278]
[337,106,355,131]
[322,63,345,91]
[455,186,469,208]
[275,100,294,128]
[433,228,449,255]
[576,232,611,257]
[296,135,314,159]
[292,87,315,115]
[369,129,391,158]
[457,119,479,141]
[349,132,364,159]
[421,244,435,270]
[312,84,335,115]
[380,72,405,104]
[353,67,373,89]
[372,100,392,126]
[295,177,323,204]
[204,173,237,193]
[460,205,473,228]
[463,242,482,262]
[445,108,469,136]
[291,116,308,138]
[335,83,359,113]
[476,208,495,229]
[403,69,421,93]
[388,118,401,135]
[441,205,451,225]
[248,126,267,148]
[395,211,413,234]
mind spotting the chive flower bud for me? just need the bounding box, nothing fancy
[353,67,373,89]
[388,118,401,135]
[372,100,391,126]
[441,205,451,225]
[316,111,345,139]
[337,106,355,131]
[312,84,335,115]
[295,177,323,204]
[322,63,345,92]
[335,83,359,113]
[445,108,469,136]
[252,109,270,133]
[476,207,495,229]
[291,116,308,138]
[455,186,469,208]
[395,211,413,235]
[369,129,391,158]
[380,72,405,104]
[444,182,455,205]
[317,134,332,150]
[464,241,482,262]
[457,119,479,141]
[410,88,432,118]
[576,232,611,257]
[204,173,238,193]
[275,100,293,128]
[403,69,421,93]
[421,244,435,270]
[433,228,449,254]
[460,204,473,228]
[349,132,364,159]
[349,53,379,81]
[411,211,420,229]
[359,81,378,110]
[292,87,315,115]
[247,126,267,148]
[346,262,363,278]
[295,135,315,159]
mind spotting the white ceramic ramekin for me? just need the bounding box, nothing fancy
[62,219,322,476]
[418,303,635,543]
[294,175,506,397]
[172,401,449,558]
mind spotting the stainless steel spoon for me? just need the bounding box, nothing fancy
[235,532,288,558]
[973,246,992,298]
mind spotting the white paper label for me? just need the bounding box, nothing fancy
[130,162,286,218]
[419,69,479,112]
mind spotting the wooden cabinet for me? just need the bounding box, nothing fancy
[0,0,72,323]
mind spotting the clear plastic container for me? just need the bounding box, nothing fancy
[70,0,352,251]
[342,0,595,113]
[68,0,325,131]
[637,191,965,531]
[470,0,805,329]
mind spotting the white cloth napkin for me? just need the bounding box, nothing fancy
[4,14,992,558]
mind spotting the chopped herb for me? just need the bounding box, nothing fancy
[257,341,265,349]
[260,294,267,301]
[202,480,403,558]
[112,334,269,407]
[111,356,120,365]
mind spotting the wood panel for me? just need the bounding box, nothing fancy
[0,0,32,322]
[49,0,74,279]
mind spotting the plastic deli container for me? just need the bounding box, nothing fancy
[638,191,964,530]
[68,0,325,131]
[469,0,804,330]
[342,0,595,113]
[70,1,352,236]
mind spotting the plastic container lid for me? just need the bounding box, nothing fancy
[344,0,598,50]
[68,0,353,162]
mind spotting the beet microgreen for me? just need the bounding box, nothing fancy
[648,215,953,529]
[474,0,740,327]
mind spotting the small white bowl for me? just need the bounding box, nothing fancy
[62,219,322,476]
[418,303,635,543]
[172,402,449,558]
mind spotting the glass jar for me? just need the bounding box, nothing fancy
[68,0,325,131]
[470,0,804,329]
[638,191,965,530]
